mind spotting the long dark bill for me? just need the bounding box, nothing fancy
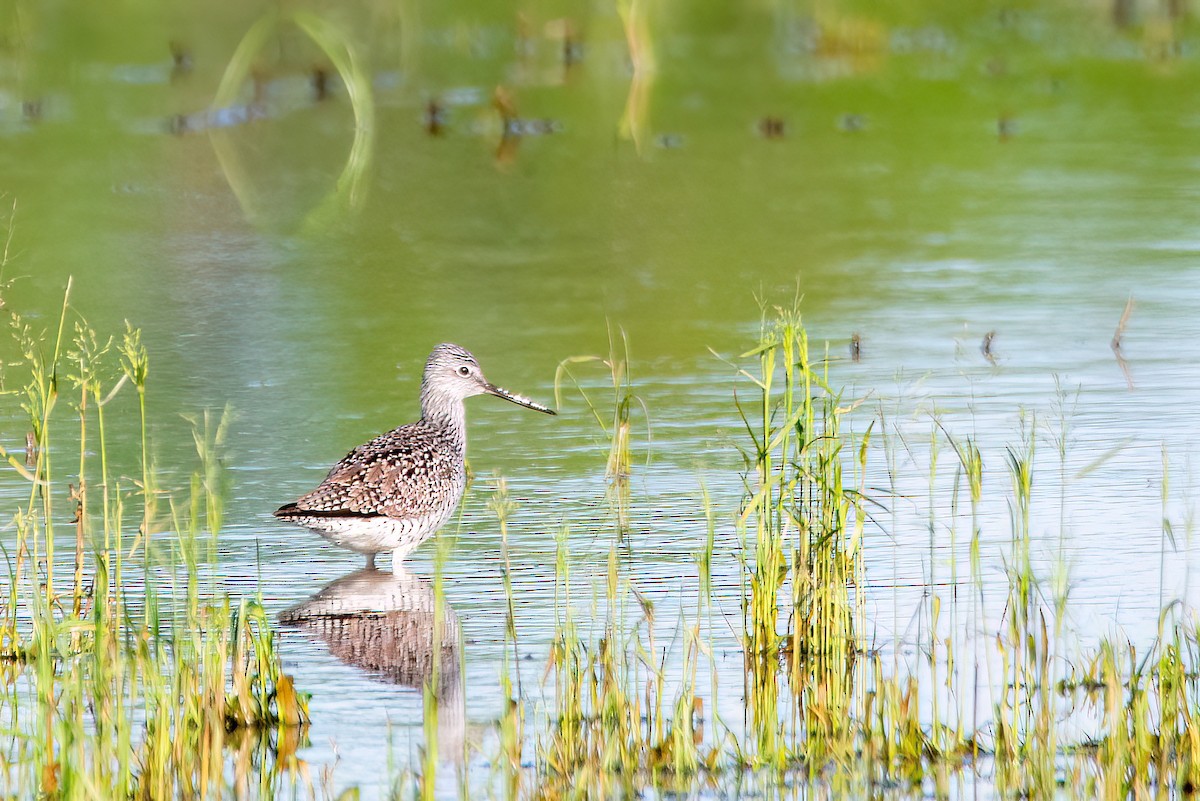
[485,383,557,415]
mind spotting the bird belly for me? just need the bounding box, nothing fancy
[299,509,455,558]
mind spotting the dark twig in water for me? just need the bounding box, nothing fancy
[1112,295,1135,389]
[758,117,785,139]
[1111,295,1134,351]
[981,331,997,364]
[555,18,583,70]
[563,33,583,69]
[997,114,1017,141]
[21,99,42,123]
[424,99,446,136]
[169,41,193,79]
[312,66,330,101]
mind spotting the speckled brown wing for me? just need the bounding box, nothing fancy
[287,421,465,520]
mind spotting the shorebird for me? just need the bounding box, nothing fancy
[275,343,555,568]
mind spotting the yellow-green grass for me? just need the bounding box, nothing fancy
[0,284,308,798]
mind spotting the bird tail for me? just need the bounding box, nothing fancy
[274,502,302,518]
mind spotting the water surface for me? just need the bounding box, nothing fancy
[3,1,1200,795]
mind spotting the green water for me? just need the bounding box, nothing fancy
[3,0,1200,795]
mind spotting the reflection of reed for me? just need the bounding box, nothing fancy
[280,566,464,761]
[208,10,375,231]
[618,0,654,154]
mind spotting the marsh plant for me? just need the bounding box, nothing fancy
[498,302,1200,799]
[554,326,645,536]
[9,283,1200,800]
[730,305,868,766]
[0,284,308,798]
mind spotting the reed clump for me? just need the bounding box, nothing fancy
[531,532,715,800]
[0,284,309,798]
[731,304,867,768]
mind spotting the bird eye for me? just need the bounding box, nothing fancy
[457,365,471,376]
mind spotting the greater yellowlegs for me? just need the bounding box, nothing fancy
[274,343,555,567]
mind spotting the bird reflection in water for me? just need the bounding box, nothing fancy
[279,566,465,762]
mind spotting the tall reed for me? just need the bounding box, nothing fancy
[554,326,643,536]
[729,303,867,767]
[0,285,309,797]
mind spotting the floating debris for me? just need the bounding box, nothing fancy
[838,113,867,132]
[165,103,269,135]
[758,116,786,139]
[997,114,1018,141]
[424,98,447,136]
[505,117,561,136]
[563,33,584,68]
[312,66,331,101]
[850,332,862,362]
[546,18,583,70]
[981,330,996,364]
[169,41,193,79]
[489,85,562,163]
